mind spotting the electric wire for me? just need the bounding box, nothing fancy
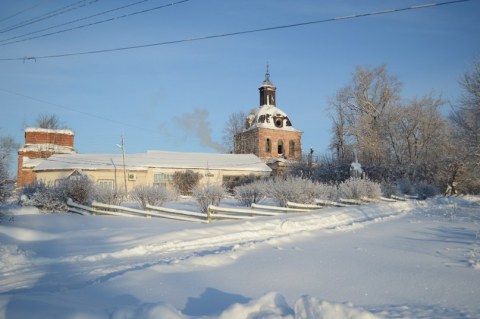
[0,0,95,34]
[0,87,155,134]
[0,0,52,23]
[0,0,474,62]
[0,0,189,46]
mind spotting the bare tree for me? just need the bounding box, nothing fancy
[330,65,401,166]
[0,133,18,202]
[329,65,451,185]
[222,111,246,153]
[449,58,480,193]
[36,113,61,129]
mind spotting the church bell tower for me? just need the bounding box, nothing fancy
[234,67,303,164]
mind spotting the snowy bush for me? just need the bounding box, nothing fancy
[315,183,338,201]
[192,184,225,213]
[130,185,176,209]
[20,181,67,212]
[397,177,416,195]
[92,186,124,205]
[0,160,13,204]
[380,182,399,198]
[415,181,439,199]
[172,170,202,195]
[223,173,259,192]
[267,176,319,207]
[61,176,93,205]
[338,178,382,200]
[234,180,267,206]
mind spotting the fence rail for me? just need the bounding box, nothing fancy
[67,195,406,223]
[251,203,310,213]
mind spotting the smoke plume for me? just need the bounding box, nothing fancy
[175,107,225,153]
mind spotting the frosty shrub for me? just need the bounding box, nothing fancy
[267,176,318,207]
[192,184,225,213]
[92,186,124,206]
[223,174,259,193]
[172,170,202,195]
[315,183,338,201]
[61,176,93,205]
[0,160,12,204]
[20,181,67,212]
[338,178,382,200]
[234,180,267,206]
[381,182,399,198]
[415,181,439,199]
[130,185,176,209]
[397,177,416,195]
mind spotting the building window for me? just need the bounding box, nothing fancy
[289,140,295,157]
[266,138,271,153]
[154,173,173,187]
[277,140,284,155]
[97,179,114,190]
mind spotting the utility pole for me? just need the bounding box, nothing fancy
[116,135,128,197]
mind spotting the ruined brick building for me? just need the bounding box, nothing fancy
[17,128,76,188]
[234,69,303,171]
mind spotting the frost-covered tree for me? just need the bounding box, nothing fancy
[0,133,18,203]
[35,113,61,129]
[330,65,401,166]
[329,65,450,185]
[449,58,480,193]
[0,160,10,204]
[222,111,246,153]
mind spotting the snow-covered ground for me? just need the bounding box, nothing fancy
[1,196,479,319]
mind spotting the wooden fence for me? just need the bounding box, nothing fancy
[67,195,407,223]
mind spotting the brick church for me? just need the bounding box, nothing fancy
[234,68,303,172]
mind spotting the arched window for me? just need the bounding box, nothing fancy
[289,140,295,157]
[277,140,284,155]
[265,138,271,153]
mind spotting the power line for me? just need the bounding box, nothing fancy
[0,0,474,62]
[0,87,155,134]
[0,0,192,46]
[0,0,52,23]
[0,0,95,34]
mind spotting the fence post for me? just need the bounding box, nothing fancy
[207,206,211,223]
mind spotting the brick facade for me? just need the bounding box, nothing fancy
[17,128,75,188]
[25,129,74,147]
[235,127,302,161]
[234,70,303,164]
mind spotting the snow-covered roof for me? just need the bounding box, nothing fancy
[19,143,76,154]
[245,105,300,132]
[22,157,46,169]
[25,127,74,135]
[33,151,272,172]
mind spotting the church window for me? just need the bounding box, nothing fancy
[274,117,283,128]
[289,140,295,157]
[277,140,284,155]
[266,138,271,153]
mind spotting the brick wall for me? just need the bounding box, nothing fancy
[17,129,75,188]
[235,127,302,161]
[25,130,74,147]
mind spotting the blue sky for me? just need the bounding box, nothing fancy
[1,0,479,171]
